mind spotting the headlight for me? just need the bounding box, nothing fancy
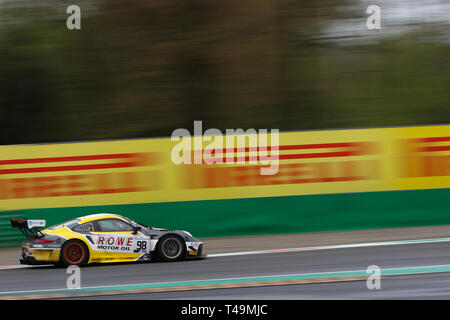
[183,231,193,237]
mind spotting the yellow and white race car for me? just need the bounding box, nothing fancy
[11,213,205,266]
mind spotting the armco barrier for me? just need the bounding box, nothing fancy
[1,125,449,247]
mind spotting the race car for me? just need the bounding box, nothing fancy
[10,213,205,266]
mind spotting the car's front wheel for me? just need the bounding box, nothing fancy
[60,240,89,266]
[156,235,186,261]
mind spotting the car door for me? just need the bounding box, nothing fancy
[90,218,150,262]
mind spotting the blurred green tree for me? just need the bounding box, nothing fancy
[0,0,448,145]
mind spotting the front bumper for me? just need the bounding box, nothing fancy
[186,242,206,258]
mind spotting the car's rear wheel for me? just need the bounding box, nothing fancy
[156,235,186,261]
[61,240,89,266]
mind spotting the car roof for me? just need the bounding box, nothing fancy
[77,213,128,224]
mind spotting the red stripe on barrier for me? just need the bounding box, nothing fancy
[0,153,153,175]
[418,146,450,152]
[0,162,137,175]
[219,151,356,162]
[198,142,358,154]
[417,137,450,143]
[0,154,135,166]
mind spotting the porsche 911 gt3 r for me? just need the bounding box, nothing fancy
[11,213,205,266]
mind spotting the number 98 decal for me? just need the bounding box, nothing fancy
[137,241,147,252]
[133,240,149,253]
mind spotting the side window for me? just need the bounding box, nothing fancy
[73,222,94,233]
[95,219,134,232]
[113,220,134,231]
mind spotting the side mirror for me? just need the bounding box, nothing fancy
[132,226,142,234]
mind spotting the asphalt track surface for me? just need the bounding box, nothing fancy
[73,274,450,300]
[2,241,450,299]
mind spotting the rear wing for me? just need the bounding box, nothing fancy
[10,218,46,239]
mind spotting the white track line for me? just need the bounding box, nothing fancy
[0,265,36,270]
[207,237,450,258]
[2,236,450,270]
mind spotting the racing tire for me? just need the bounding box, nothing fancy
[156,235,186,261]
[60,240,89,266]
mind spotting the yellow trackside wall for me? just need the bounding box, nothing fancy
[0,125,449,211]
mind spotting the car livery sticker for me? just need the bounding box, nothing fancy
[90,235,150,254]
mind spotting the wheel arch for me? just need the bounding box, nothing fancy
[155,233,187,261]
[60,238,91,266]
